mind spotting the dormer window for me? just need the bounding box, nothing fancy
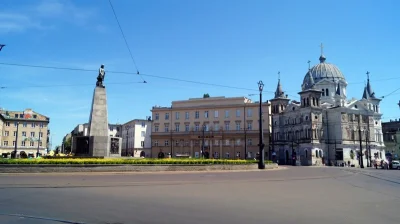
[325,89,329,96]
[322,89,325,96]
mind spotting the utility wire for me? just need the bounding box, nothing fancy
[0,81,145,89]
[108,0,146,83]
[0,62,274,93]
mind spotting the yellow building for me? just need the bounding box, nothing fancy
[151,96,271,159]
[0,108,50,158]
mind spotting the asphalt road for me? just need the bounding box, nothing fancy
[0,167,399,224]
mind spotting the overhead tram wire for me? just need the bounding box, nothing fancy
[0,81,145,89]
[0,62,273,93]
[108,0,146,83]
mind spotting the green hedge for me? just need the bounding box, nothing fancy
[0,158,272,165]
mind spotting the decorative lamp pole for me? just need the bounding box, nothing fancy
[36,127,42,158]
[14,122,19,158]
[258,80,265,169]
[125,125,130,156]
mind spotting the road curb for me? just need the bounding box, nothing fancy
[0,163,279,173]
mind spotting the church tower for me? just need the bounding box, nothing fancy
[270,76,290,114]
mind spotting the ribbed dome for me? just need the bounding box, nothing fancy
[302,55,346,90]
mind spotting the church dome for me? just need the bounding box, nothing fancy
[302,55,346,90]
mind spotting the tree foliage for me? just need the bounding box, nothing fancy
[203,93,210,98]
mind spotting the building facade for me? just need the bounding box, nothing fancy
[271,53,385,166]
[0,108,50,158]
[121,118,152,158]
[71,123,122,137]
[382,120,400,160]
[151,96,270,159]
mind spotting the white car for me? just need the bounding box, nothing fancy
[392,161,400,170]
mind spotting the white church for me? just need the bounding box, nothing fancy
[270,51,385,166]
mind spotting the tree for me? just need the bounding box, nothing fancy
[203,93,210,98]
[63,137,72,153]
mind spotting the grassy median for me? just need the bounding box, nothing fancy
[0,158,271,165]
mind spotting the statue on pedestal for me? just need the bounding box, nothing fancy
[96,64,106,88]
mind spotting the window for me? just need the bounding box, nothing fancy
[33,115,37,119]
[214,110,219,118]
[247,122,252,130]
[165,113,169,120]
[195,111,199,119]
[175,124,180,132]
[22,131,26,137]
[321,89,325,96]
[214,123,219,131]
[175,112,180,120]
[225,139,230,146]
[31,123,36,128]
[141,141,144,147]
[185,112,189,119]
[21,141,26,146]
[141,131,145,137]
[154,140,158,146]
[30,141,34,147]
[155,113,159,120]
[12,141,15,146]
[236,109,241,117]
[185,124,190,132]
[214,140,219,146]
[326,89,329,96]
[6,122,10,127]
[164,124,169,132]
[23,122,27,127]
[4,131,9,136]
[247,108,253,117]
[14,122,18,127]
[247,139,252,146]
[141,122,145,127]
[175,140,179,147]
[39,141,42,147]
[154,125,159,132]
[236,122,241,131]
[3,141,8,146]
[31,132,35,137]
[13,131,16,136]
[225,110,229,118]
[204,111,209,118]
[20,114,23,118]
[225,122,230,131]
[204,124,209,131]
[164,140,169,146]
[195,124,199,131]
[235,139,241,146]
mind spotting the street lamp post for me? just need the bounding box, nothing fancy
[125,126,129,156]
[258,80,265,169]
[202,125,206,159]
[36,127,42,158]
[14,122,19,158]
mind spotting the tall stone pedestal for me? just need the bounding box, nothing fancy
[84,87,121,157]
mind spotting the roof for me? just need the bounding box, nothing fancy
[302,55,346,90]
[0,109,49,122]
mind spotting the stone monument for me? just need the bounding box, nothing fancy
[72,64,122,157]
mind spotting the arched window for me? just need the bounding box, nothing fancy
[307,98,310,106]
[319,150,323,158]
[326,88,329,96]
[303,98,306,106]
[316,150,319,158]
[305,150,308,159]
[312,97,316,106]
[322,89,325,96]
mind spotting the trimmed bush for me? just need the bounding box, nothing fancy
[0,158,273,165]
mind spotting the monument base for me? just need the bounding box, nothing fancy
[72,136,122,157]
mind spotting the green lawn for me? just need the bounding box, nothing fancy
[0,158,271,165]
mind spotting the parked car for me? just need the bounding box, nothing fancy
[392,160,400,170]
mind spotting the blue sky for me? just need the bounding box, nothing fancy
[0,0,399,148]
